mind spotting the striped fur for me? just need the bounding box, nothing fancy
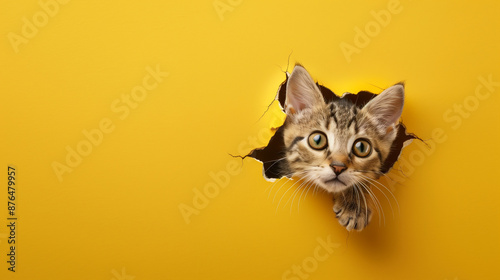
[282,65,404,231]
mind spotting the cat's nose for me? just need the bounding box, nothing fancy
[330,162,347,175]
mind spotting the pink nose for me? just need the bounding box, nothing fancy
[330,163,347,175]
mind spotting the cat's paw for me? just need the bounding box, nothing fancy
[333,201,372,231]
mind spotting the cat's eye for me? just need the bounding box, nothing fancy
[352,139,372,158]
[308,131,328,150]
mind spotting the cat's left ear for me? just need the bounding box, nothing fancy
[362,83,404,128]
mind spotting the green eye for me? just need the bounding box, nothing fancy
[352,139,372,158]
[308,131,328,150]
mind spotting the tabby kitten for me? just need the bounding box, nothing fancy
[282,65,404,231]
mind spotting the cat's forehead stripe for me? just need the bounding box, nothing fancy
[331,110,338,126]
[288,136,304,150]
[347,116,357,130]
[374,147,383,164]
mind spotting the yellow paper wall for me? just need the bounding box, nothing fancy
[1,1,499,279]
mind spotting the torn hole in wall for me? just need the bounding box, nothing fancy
[248,72,418,181]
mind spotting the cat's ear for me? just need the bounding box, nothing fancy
[285,65,325,115]
[362,83,404,128]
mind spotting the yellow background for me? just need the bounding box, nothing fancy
[1,0,499,279]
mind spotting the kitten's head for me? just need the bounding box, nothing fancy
[283,65,404,193]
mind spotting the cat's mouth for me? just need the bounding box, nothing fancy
[324,177,346,186]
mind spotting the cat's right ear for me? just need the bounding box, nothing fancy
[362,83,405,129]
[285,65,325,115]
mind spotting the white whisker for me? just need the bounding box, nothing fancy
[359,174,400,216]
[275,178,304,213]
[359,181,385,227]
[291,177,315,213]
[354,182,368,223]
